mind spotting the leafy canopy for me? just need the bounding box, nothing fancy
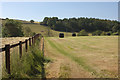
[2,19,24,37]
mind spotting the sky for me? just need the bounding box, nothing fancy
[1,2,118,22]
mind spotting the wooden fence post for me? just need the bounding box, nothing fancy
[19,41,22,58]
[42,37,44,57]
[32,37,34,45]
[5,44,10,74]
[25,40,28,52]
[29,38,31,46]
[34,36,36,43]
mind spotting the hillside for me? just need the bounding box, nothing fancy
[1,18,72,37]
[22,23,72,37]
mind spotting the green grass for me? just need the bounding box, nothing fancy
[2,19,73,37]
[22,24,48,34]
[45,36,118,78]
[15,19,73,37]
[22,23,72,37]
[2,38,45,78]
[46,38,98,76]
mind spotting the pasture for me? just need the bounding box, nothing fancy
[22,23,72,37]
[1,19,119,78]
[44,36,118,78]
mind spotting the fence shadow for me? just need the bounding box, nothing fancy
[31,50,46,79]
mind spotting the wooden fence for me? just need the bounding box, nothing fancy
[0,33,42,74]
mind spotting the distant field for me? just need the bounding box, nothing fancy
[2,19,73,37]
[22,23,48,35]
[22,23,72,37]
[1,37,29,48]
[45,36,118,78]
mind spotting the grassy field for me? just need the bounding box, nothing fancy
[1,19,118,78]
[44,36,118,78]
[22,24,48,34]
[22,23,72,37]
[1,19,73,37]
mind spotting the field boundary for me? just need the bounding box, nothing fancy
[0,33,44,75]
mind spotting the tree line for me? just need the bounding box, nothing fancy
[2,19,36,37]
[40,17,120,35]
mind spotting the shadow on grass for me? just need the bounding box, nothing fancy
[31,50,46,79]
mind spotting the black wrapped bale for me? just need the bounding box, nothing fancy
[59,33,64,38]
[72,33,76,37]
[106,33,111,36]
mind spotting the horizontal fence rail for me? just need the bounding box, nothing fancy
[0,47,5,52]
[0,33,43,74]
[0,34,41,52]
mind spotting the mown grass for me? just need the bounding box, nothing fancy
[45,36,118,78]
[2,38,45,79]
[59,64,71,78]
[47,38,98,76]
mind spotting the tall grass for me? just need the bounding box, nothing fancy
[2,37,45,79]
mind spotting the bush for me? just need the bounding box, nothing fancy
[112,30,119,35]
[32,32,36,36]
[106,31,112,36]
[100,31,106,36]
[2,19,24,37]
[113,32,119,35]
[77,29,88,36]
[92,30,102,36]
[30,20,34,23]
[23,27,35,37]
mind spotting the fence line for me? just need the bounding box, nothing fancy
[0,33,42,74]
[42,37,44,57]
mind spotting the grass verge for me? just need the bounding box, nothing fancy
[2,38,45,79]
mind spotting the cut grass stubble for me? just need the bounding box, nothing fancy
[47,38,99,77]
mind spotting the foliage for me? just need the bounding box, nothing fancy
[32,32,36,36]
[2,19,24,37]
[100,31,106,36]
[106,31,112,36]
[113,31,119,35]
[92,30,102,36]
[2,38,45,78]
[30,20,34,23]
[77,29,88,36]
[41,17,120,35]
[6,18,9,20]
[23,27,36,37]
[23,27,32,36]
